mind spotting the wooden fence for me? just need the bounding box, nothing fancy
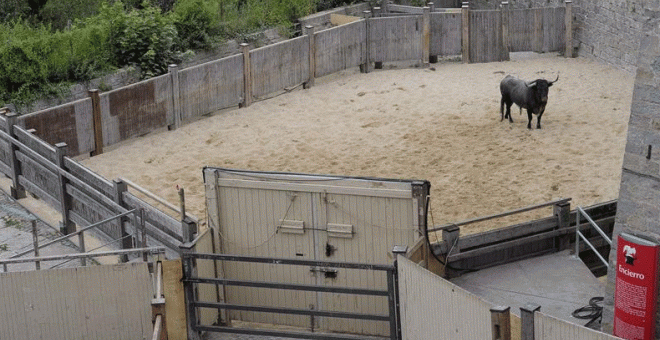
[12,2,573,160]
[0,112,186,258]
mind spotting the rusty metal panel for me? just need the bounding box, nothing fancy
[101,74,172,147]
[315,21,367,78]
[251,36,310,100]
[0,263,152,340]
[179,54,244,121]
[430,12,462,57]
[398,256,493,340]
[370,16,423,63]
[19,98,94,157]
[534,311,623,339]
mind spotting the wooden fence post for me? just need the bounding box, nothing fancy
[304,25,315,89]
[113,179,132,263]
[461,2,470,63]
[564,0,573,57]
[168,64,181,130]
[5,113,26,199]
[520,302,541,340]
[373,6,381,17]
[500,1,510,62]
[240,43,252,108]
[490,306,511,340]
[428,2,435,12]
[362,11,376,72]
[422,6,431,66]
[380,0,388,14]
[89,89,103,156]
[55,142,75,235]
[32,220,40,270]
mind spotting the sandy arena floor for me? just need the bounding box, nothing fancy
[81,52,635,235]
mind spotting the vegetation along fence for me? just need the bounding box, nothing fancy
[14,1,573,160]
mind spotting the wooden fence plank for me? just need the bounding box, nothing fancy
[63,157,115,198]
[123,192,183,242]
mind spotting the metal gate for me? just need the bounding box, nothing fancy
[202,168,430,336]
[182,252,401,339]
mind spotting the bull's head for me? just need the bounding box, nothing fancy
[527,75,559,105]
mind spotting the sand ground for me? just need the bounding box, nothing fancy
[81,52,635,236]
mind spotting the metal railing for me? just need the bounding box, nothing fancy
[1,208,150,272]
[574,206,612,268]
[181,251,400,340]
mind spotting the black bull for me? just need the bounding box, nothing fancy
[500,75,559,129]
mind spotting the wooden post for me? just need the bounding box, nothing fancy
[521,303,541,340]
[373,6,381,17]
[461,2,470,63]
[422,7,431,66]
[168,64,181,130]
[304,26,315,89]
[240,43,252,108]
[32,220,40,270]
[55,143,75,234]
[380,0,388,13]
[500,1,510,62]
[428,2,435,12]
[554,202,571,252]
[89,89,103,156]
[113,179,131,263]
[564,0,573,58]
[151,261,167,340]
[533,8,543,53]
[179,187,197,243]
[442,226,460,253]
[180,244,201,340]
[362,11,375,72]
[5,113,25,199]
[490,306,511,340]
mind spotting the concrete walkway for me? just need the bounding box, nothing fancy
[450,250,605,326]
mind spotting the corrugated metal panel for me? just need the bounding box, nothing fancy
[398,256,493,340]
[179,54,244,121]
[370,16,423,63]
[251,36,310,100]
[430,12,462,56]
[206,168,422,335]
[0,263,152,340]
[315,21,367,78]
[534,312,623,339]
[194,229,220,326]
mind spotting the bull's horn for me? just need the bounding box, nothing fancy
[549,74,559,84]
[527,81,537,87]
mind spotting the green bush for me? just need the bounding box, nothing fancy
[172,0,220,51]
[92,1,178,78]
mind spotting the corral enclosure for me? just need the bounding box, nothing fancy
[81,52,634,235]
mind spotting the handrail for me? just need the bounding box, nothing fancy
[575,206,611,269]
[9,209,137,259]
[428,198,571,232]
[0,247,166,265]
[121,176,199,223]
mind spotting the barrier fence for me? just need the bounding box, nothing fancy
[13,2,573,159]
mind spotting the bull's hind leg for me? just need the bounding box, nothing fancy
[505,102,513,123]
[500,98,505,121]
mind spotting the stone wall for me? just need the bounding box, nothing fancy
[574,0,658,73]
[601,18,660,335]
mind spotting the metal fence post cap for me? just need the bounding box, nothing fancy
[521,302,541,313]
[392,245,408,255]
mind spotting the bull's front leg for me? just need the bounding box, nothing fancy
[536,105,546,129]
[526,110,533,129]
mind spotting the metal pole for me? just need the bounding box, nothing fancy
[574,208,580,257]
[140,209,148,262]
[32,220,40,270]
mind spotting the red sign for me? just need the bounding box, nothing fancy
[613,233,660,340]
